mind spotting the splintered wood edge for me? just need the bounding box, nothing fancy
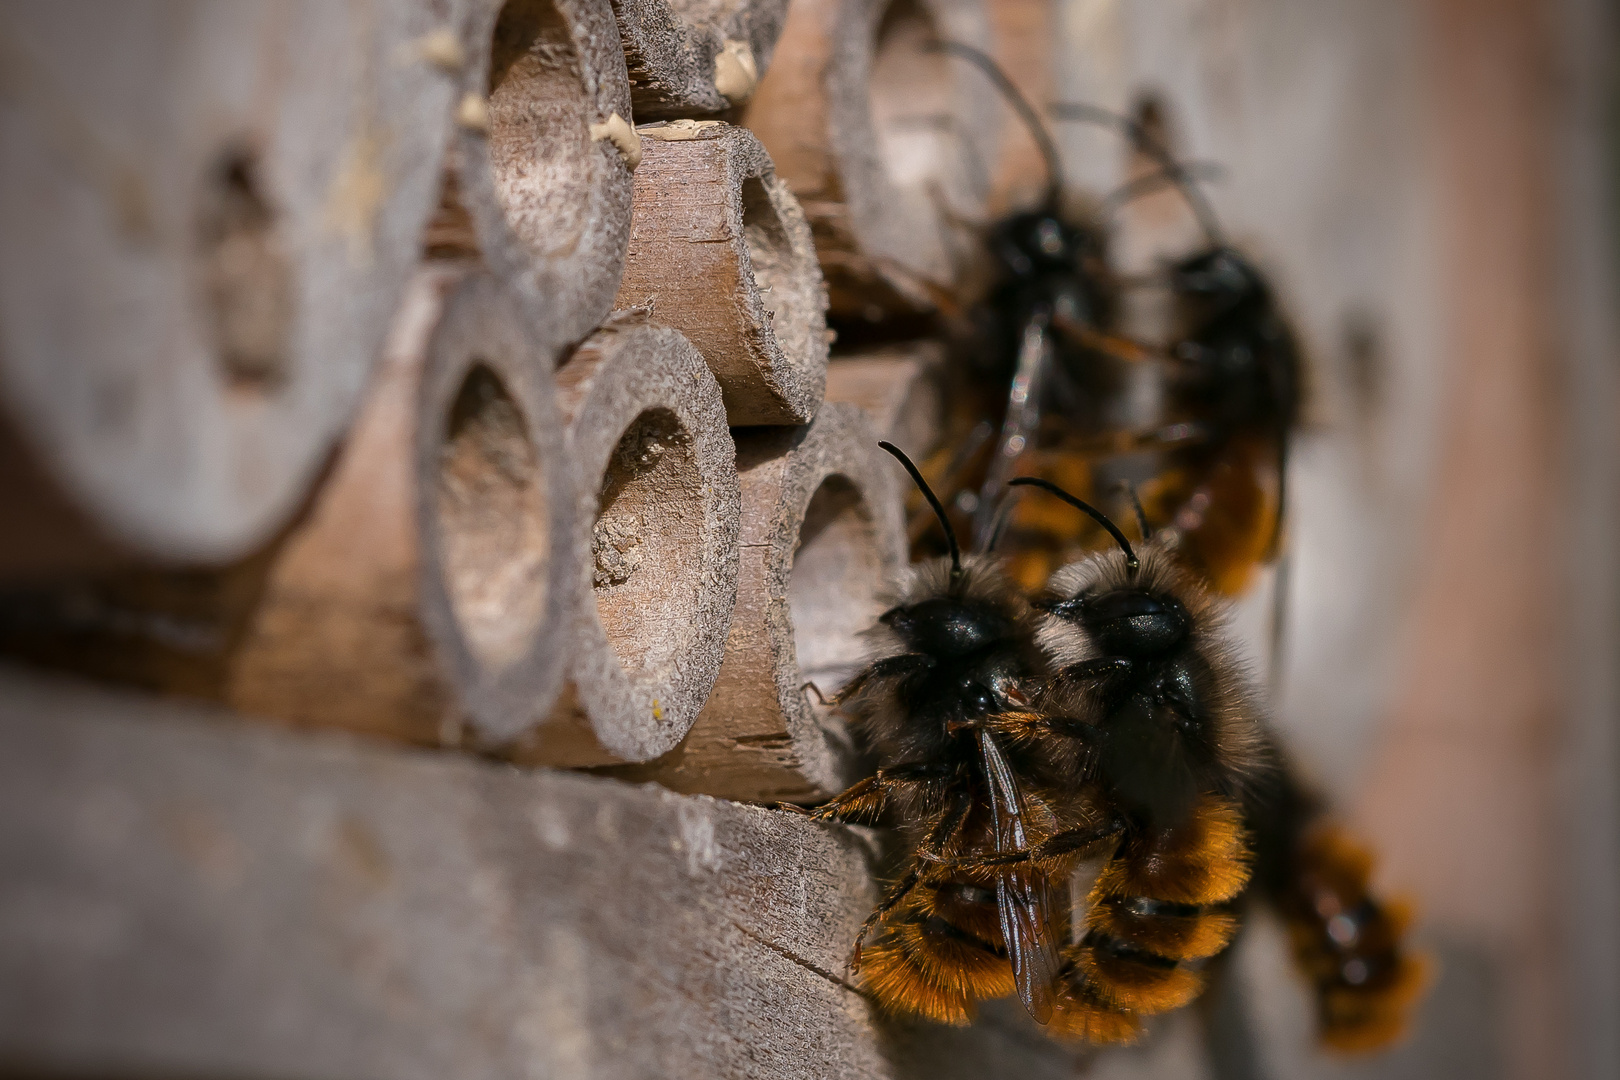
[448,0,636,349]
[519,321,741,766]
[414,271,579,745]
[613,0,791,119]
[825,344,947,461]
[619,404,904,803]
[0,2,458,568]
[0,667,1083,1080]
[617,123,828,425]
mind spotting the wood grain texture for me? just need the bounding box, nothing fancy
[617,122,829,425]
[513,319,741,767]
[612,0,791,118]
[610,403,905,802]
[825,344,946,461]
[0,666,1083,1080]
[444,0,636,350]
[0,1,466,576]
[741,0,997,319]
[0,269,578,751]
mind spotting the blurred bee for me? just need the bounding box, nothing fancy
[808,443,1120,1025]
[955,477,1270,1042]
[1245,756,1430,1052]
[1049,102,1306,597]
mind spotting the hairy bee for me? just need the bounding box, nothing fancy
[809,443,1118,1026]
[955,477,1270,1042]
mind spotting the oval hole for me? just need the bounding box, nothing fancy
[437,365,551,671]
[591,409,705,678]
[790,476,883,692]
[868,0,951,190]
[741,176,815,364]
[487,0,592,260]
[198,145,292,394]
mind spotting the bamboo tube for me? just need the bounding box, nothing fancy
[444,0,638,349]
[610,404,904,801]
[825,343,946,460]
[617,121,828,425]
[741,0,997,320]
[507,318,741,767]
[0,1,462,578]
[0,269,580,748]
[611,0,791,118]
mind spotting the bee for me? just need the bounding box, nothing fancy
[808,443,1121,1026]
[909,44,1131,583]
[952,476,1270,1042]
[1246,759,1429,1052]
[1050,102,1306,597]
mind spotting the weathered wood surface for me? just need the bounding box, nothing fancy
[0,666,1081,1080]
[617,121,828,425]
[0,269,578,750]
[612,0,791,118]
[825,345,946,461]
[0,1,464,576]
[514,319,741,768]
[445,0,637,350]
[742,0,997,319]
[614,404,905,803]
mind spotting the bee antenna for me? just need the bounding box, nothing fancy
[1008,476,1139,575]
[931,41,1063,213]
[1117,480,1150,542]
[880,441,962,580]
[1048,101,1226,249]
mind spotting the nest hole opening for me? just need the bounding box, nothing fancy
[487,0,592,261]
[789,475,883,694]
[740,176,815,365]
[868,0,952,191]
[591,410,705,680]
[436,364,552,672]
[198,144,292,396]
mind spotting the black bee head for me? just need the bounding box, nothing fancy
[993,211,1095,278]
[1172,246,1263,309]
[1044,587,1189,657]
[882,598,1011,659]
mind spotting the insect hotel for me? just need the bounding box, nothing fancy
[0,3,1614,1080]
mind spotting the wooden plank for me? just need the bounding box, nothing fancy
[0,667,1079,1080]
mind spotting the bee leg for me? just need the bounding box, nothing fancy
[830,653,936,707]
[809,763,957,824]
[944,817,1125,875]
[852,790,970,971]
[1055,657,1133,682]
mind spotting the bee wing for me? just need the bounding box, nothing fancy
[977,729,1062,1024]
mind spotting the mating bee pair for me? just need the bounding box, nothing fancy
[809,443,1422,1048]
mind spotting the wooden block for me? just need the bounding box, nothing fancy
[612,0,792,119]
[0,1,463,578]
[512,319,741,767]
[610,403,905,802]
[825,343,946,461]
[741,0,998,319]
[0,269,580,750]
[0,666,1086,1080]
[616,122,829,426]
[444,0,637,349]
